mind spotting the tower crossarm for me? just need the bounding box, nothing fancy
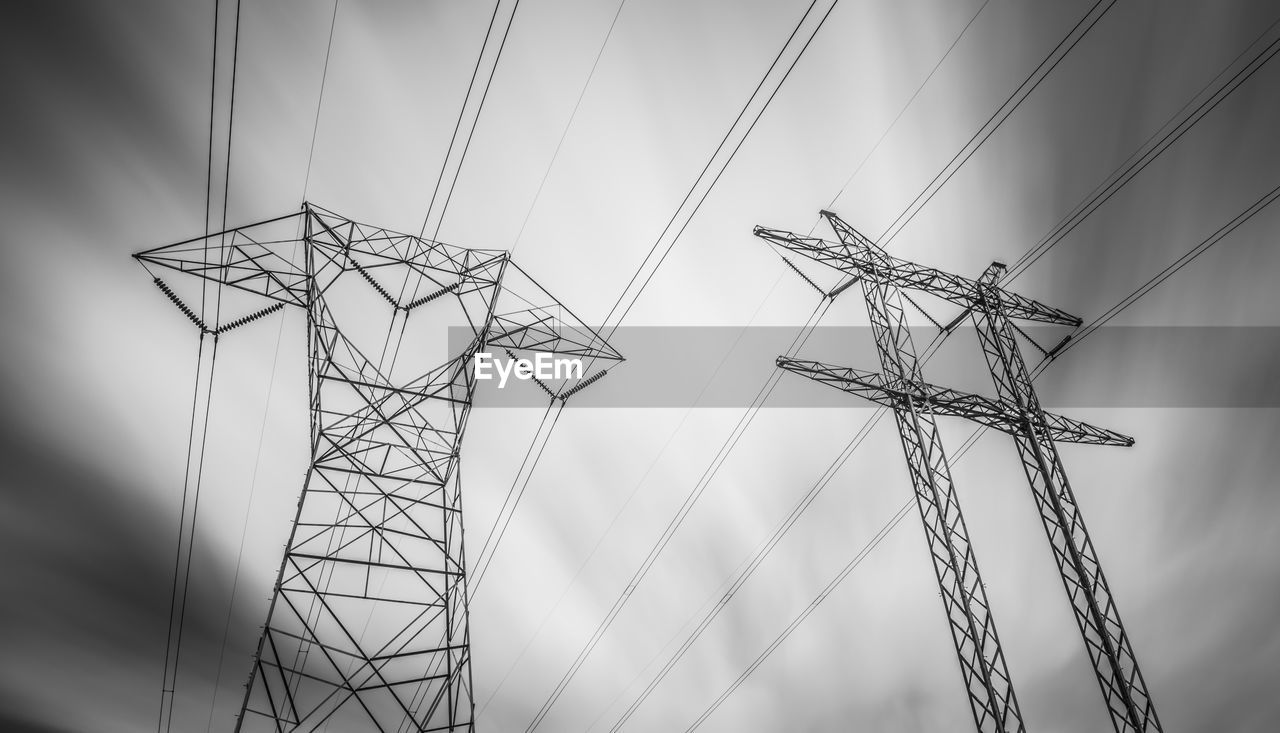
[752,219,1082,327]
[483,263,624,364]
[775,357,1133,447]
[134,205,514,313]
[135,210,312,308]
[135,205,624,375]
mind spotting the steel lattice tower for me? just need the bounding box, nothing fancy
[756,210,1160,732]
[136,203,621,732]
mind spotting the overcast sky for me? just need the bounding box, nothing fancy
[2,1,1279,731]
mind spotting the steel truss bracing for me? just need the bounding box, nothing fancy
[772,358,1133,448]
[758,209,1160,732]
[136,204,621,732]
[765,216,1026,732]
[971,263,1161,732]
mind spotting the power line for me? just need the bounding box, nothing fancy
[475,276,788,720]
[599,0,826,327]
[825,0,992,213]
[427,0,524,246]
[682,500,912,731]
[166,336,223,733]
[510,0,628,256]
[877,0,1116,248]
[204,308,292,733]
[156,0,223,722]
[594,8,1037,710]
[600,326,963,731]
[307,6,529,713]
[604,0,841,332]
[210,36,349,709]
[1003,14,1280,282]
[158,2,243,730]
[681,390,1021,730]
[470,398,564,593]
[418,0,506,240]
[303,3,530,703]
[301,0,341,200]
[1039,179,1280,373]
[371,0,525,391]
[604,399,888,730]
[522,298,834,732]
[208,4,348,707]
[157,330,208,733]
[376,0,523,421]
[461,2,631,593]
[479,8,848,709]
[315,0,523,636]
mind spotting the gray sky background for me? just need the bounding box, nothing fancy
[2,1,1279,731]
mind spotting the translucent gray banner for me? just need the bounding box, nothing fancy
[450,326,1280,408]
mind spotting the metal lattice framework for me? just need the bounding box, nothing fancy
[756,209,1161,732]
[136,203,621,732]
[970,262,1160,731]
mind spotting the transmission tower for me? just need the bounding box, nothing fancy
[756,210,1160,732]
[136,203,622,732]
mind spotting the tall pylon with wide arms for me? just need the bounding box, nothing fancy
[136,203,622,732]
[754,210,1160,732]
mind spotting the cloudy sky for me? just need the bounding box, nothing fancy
[2,0,1279,731]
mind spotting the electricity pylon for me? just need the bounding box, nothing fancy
[756,210,1160,732]
[136,203,622,732]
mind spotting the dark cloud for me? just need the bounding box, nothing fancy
[0,371,261,731]
[0,1,206,227]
